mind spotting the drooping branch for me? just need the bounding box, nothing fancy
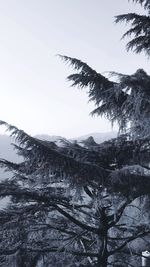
[115,5,150,55]
[109,229,150,256]
[60,57,150,136]
[55,205,98,233]
[0,245,99,258]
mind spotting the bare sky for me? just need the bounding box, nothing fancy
[0,0,149,138]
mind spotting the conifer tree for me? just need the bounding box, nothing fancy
[0,1,150,267]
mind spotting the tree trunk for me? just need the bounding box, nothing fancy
[97,255,108,267]
[97,234,108,267]
[97,208,109,267]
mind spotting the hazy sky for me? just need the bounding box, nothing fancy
[0,0,149,138]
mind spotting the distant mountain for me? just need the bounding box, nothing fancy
[0,131,117,162]
[35,134,65,146]
[0,131,117,164]
[72,132,117,144]
[36,132,117,144]
[0,135,17,161]
[0,135,19,181]
[35,134,63,142]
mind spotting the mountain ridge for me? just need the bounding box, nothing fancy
[0,131,117,163]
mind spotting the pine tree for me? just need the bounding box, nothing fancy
[0,1,150,267]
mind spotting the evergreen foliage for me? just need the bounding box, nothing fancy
[0,1,150,267]
[115,0,150,55]
[0,123,150,266]
[60,55,150,139]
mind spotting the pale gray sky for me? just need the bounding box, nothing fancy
[0,0,149,138]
